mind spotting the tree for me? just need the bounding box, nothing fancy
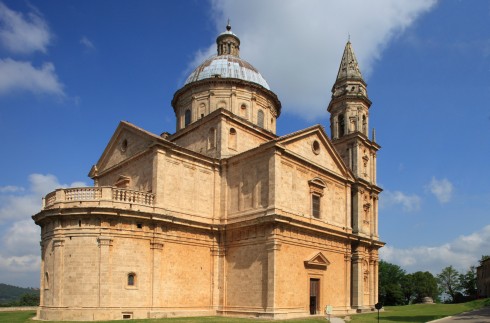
[437,266,461,303]
[411,271,438,303]
[378,260,406,305]
[18,293,39,306]
[459,266,477,299]
[400,273,416,304]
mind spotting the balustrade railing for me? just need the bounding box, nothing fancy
[112,188,155,205]
[43,187,155,209]
[65,187,102,201]
[44,191,56,207]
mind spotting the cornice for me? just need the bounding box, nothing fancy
[172,77,282,117]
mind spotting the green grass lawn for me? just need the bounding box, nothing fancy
[347,298,490,323]
[1,299,489,323]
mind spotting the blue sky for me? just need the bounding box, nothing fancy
[0,0,489,287]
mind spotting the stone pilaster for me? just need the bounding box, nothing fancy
[351,252,363,310]
[150,240,164,307]
[344,253,351,310]
[265,240,281,312]
[211,239,225,311]
[152,149,166,208]
[39,241,45,306]
[217,230,226,309]
[98,236,113,307]
[52,238,64,307]
[369,259,375,307]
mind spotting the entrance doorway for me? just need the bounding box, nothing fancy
[309,278,320,314]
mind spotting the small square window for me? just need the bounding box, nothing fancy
[136,223,142,229]
[122,313,133,319]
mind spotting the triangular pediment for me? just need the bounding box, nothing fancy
[304,252,331,269]
[91,121,164,176]
[276,125,354,181]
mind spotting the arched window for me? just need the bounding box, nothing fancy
[240,104,248,119]
[199,103,206,118]
[217,100,227,110]
[338,114,345,137]
[128,273,136,286]
[208,128,216,149]
[184,109,191,127]
[229,128,237,150]
[257,110,264,128]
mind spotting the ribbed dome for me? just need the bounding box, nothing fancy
[184,55,270,90]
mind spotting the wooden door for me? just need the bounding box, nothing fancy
[309,278,320,314]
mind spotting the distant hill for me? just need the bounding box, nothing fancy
[0,283,40,305]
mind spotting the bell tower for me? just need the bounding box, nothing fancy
[328,41,380,187]
[328,41,382,311]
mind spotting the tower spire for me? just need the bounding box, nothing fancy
[328,40,372,141]
[336,41,363,81]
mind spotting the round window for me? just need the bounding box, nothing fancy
[121,139,128,152]
[312,140,320,155]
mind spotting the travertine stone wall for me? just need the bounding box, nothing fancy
[171,117,222,158]
[38,214,216,320]
[276,156,349,228]
[171,110,276,159]
[62,236,101,308]
[227,153,270,216]
[159,152,216,218]
[281,134,341,177]
[275,242,349,313]
[334,138,378,185]
[98,130,153,173]
[97,152,153,192]
[225,242,267,310]
[173,81,279,134]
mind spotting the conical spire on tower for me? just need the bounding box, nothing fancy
[328,40,372,140]
[329,41,370,107]
[336,41,363,81]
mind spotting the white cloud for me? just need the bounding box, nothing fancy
[0,185,24,193]
[0,253,40,273]
[0,173,86,222]
[0,2,52,54]
[200,0,438,119]
[3,219,40,257]
[0,58,65,97]
[80,36,95,51]
[380,225,490,274]
[0,174,86,286]
[381,190,421,212]
[427,177,453,203]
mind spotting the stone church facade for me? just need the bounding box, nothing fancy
[33,24,384,321]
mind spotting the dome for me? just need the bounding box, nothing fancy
[184,55,270,90]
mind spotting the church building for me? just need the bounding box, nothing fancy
[33,24,384,321]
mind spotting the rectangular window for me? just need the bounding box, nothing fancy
[312,194,320,218]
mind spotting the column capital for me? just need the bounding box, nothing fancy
[97,236,113,247]
[53,239,65,248]
[266,241,281,252]
[211,247,225,257]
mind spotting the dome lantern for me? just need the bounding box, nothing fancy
[216,21,240,56]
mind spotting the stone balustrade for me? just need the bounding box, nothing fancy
[42,186,155,209]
